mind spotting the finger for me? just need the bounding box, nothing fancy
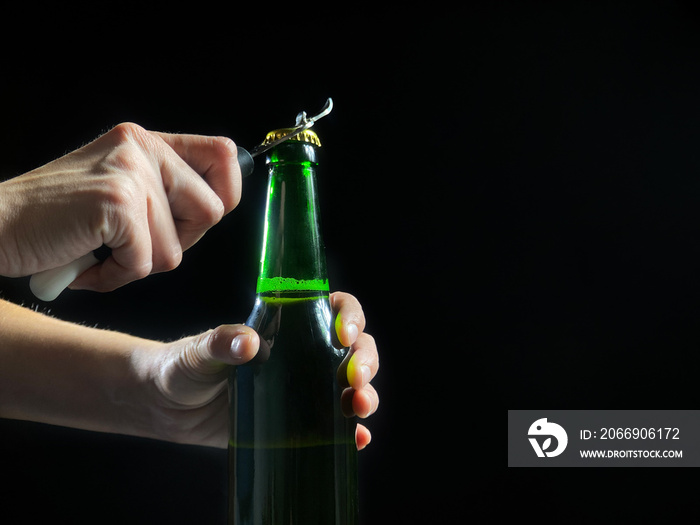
[202,324,261,367]
[70,127,222,291]
[356,424,372,451]
[337,333,379,390]
[75,252,151,292]
[330,292,366,347]
[145,179,184,273]
[158,325,261,384]
[155,132,242,214]
[154,325,259,409]
[70,207,155,292]
[341,384,379,419]
[74,190,182,290]
[153,137,226,251]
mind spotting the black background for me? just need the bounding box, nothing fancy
[3,1,700,522]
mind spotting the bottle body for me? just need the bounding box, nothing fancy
[228,134,358,524]
[229,291,358,524]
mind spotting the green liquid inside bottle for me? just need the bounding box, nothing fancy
[228,133,358,524]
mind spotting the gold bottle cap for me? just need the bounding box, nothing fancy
[262,128,322,148]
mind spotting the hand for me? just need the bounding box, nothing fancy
[0,122,242,291]
[134,292,379,449]
[332,292,380,450]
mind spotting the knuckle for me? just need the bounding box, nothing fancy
[106,148,142,179]
[191,197,225,230]
[92,142,151,231]
[357,332,376,350]
[106,122,149,148]
[355,333,378,368]
[130,259,153,281]
[105,123,162,164]
[110,122,148,140]
[156,247,183,273]
[167,248,184,270]
[208,197,226,224]
[100,173,143,214]
[214,136,238,158]
[210,137,242,210]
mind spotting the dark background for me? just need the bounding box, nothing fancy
[2,1,700,522]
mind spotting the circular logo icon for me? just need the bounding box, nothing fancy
[528,418,568,457]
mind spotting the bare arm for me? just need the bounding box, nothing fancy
[0,299,149,434]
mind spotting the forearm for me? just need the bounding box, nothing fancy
[0,298,160,437]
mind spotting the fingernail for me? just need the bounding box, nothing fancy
[347,358,371,388]
[230,334,248,361]
[347,323,359,345]
[360,365,371,386]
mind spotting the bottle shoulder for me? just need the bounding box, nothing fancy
[245,292,345,364]
[247,292,332,326]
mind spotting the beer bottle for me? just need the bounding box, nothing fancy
[228,126,358,524]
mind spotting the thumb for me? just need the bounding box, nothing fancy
[178,325,260,380]
[201,324,260,367]
[154,325,260,409]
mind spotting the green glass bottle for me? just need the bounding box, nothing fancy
[228,128,358,524]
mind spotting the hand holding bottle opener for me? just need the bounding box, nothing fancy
[29,98,334,302]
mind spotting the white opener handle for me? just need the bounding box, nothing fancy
[29,253,100,302]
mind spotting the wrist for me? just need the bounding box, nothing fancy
[118,341,173,442]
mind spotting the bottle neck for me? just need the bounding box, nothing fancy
[256,141,329,295]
